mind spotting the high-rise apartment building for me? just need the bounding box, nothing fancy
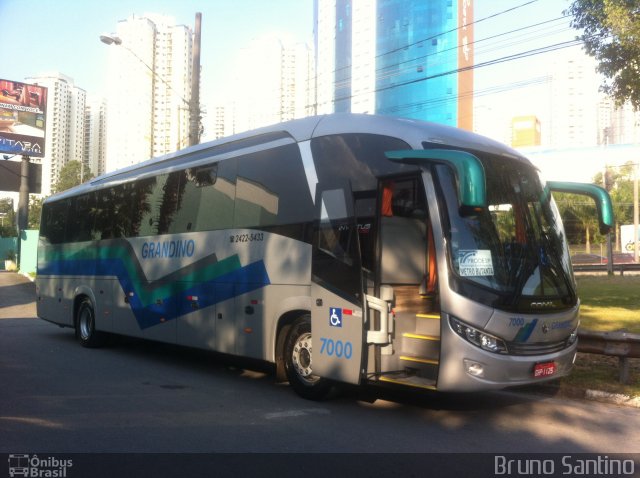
[210,105,227,140]
[84,95,107,178]
[598,100,639,146]
[216,35,314,136]
[546,46,640,148]
[104,14,193,172]
[549,47,601,148]
[25,72,86,196]
[314,0,474,129]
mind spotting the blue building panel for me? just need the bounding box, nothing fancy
[317,0,470,126]
[375,0,459,125]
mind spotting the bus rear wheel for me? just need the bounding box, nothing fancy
[75,298,105,348]
[284,316,333,400]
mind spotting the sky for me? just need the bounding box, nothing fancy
[1,0,314,94]
[1,0,584,141]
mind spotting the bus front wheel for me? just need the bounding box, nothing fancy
[284,315,333,400]
[75,298,105,348]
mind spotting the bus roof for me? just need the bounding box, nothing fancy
[47,113,529,202]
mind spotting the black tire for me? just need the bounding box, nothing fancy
[75,298,105,348]
[284,315,333,400]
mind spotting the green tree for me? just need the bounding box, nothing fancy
[52,161,94,194]
[594,162,636,250]
[567,0,640,108]
[28,195,43,229]
[558,164,635,253]
[0,197,16,237]
[554,191,605,253]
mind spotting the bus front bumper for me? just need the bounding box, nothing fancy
[435,322,577,392]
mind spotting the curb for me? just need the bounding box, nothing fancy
[585,389,640,408]
[512,383,640,408]
[19,271,36,282]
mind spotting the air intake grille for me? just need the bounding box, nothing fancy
[507,339,570,356]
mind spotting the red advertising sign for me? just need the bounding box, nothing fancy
[0,79,47,157]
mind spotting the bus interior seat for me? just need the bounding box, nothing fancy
[380,216,426,284]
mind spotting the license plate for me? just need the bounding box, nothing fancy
[533,361,556,378]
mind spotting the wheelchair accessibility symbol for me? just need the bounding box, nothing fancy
[329,308,342,327]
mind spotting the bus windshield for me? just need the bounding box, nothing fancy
[435,155,575,311]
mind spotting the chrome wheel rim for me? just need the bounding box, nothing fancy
[291,331,318,384]
[79,306,93,341]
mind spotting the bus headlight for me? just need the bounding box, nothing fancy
[449,317,508,354]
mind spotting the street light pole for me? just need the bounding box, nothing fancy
[100,34,187,102]
[189,13,202,147]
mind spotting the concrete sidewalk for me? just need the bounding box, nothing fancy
[0,271,37,319]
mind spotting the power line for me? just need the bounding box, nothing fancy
[320,37,586,112]
[331,0,541,78]
[312,12,577,112]
[329,15,571,97]
[376,76,552,117]
[387,15,570,72]
[216,4,583,127]
[315,0,546,92]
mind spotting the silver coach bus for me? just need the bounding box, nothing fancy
[36,114,613,399]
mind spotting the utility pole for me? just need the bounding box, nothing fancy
[189,12,202,147]
[16,154,30,268]
[634,161,639,263]
[603,165,613,275]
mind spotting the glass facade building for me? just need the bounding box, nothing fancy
[316,0,473,129]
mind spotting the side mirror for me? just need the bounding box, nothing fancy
[546,181,614,234]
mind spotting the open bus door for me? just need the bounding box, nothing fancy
[310,182,368,385]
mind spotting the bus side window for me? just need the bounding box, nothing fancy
[93,188,117,239]
[166,161,237,234]
[157,172,183,235]
[65,193,94,243]
[41,200,68,245]
[92,184,137,239]
[94,188,119,239]
[235,144,314,229]
[129,177,156,237]
[195,160,236,231]
[167,170,193,234]
[137,175,168,237]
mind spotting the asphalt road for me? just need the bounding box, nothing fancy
[1,271,639,456]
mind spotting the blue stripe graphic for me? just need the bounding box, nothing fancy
[42,257,270,330]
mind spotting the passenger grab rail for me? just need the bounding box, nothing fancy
[366,294,393,344]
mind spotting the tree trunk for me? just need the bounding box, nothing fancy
[585,226,591,254]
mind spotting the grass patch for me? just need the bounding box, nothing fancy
[575,275,640,333]
[559,353,640,398]
[546,275,640,399]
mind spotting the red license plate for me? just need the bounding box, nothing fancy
[533,362,556,378]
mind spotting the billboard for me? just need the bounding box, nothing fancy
[0,79,47,157]
[0,160,42,194]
